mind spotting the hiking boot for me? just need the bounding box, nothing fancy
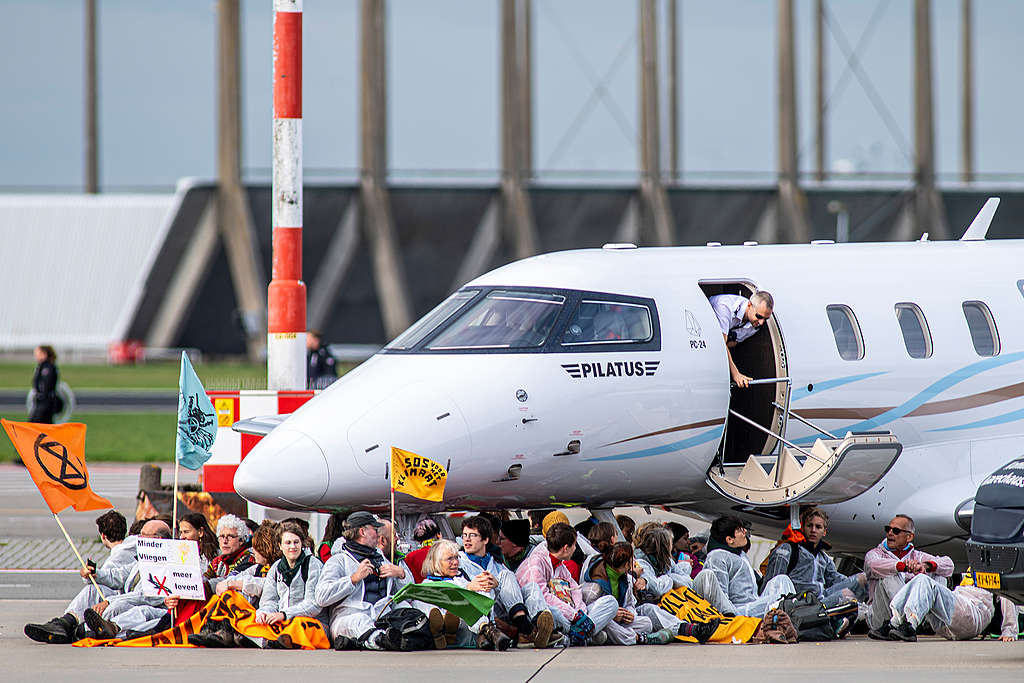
[479,622,511,651]
[889,620,917,642]
[642,627,676,645]
[331,635,361,651]
[428,608,448,650]
[867,622,893,641]
[83,608,119,640]
[532,610,554,649]
[442,610,461,646]
[688,618,720,644]
[24,613,78,644]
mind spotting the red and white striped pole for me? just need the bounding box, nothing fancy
[269,0,306,391]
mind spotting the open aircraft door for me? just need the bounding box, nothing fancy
[699,281,903,507]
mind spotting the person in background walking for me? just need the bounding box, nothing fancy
[29,345,59,423]
[306,330,337,390]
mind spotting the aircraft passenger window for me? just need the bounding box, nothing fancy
[1018,280,1024,299]
[425,290,564,349]
[895,303,933,359]
[962,301,1000,357]
[386,290,477,349]
[561,300,653,345]
[825,305,864,361]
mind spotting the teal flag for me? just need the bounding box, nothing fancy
[175,352,217,470]
[392,581,495,624]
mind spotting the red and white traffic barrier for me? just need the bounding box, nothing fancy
[269,0,306,391]
[203,389,315,493]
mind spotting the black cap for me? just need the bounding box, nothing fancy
[344,511,384,530]
[501,519,530,548]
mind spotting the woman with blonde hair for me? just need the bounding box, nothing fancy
[409,539,510,651]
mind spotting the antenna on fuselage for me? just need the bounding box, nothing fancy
[960,197,1000,241]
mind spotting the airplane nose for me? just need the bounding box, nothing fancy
[233,429,330,508]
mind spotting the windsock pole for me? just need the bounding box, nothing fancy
[269,0,306,391]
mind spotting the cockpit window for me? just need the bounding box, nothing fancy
[425,290,565,350]
[561,300,653,344]
[386,290,477,350]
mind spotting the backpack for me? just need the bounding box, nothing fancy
[776,591,837,642]
[750,608,798,644]
[372,607,434,651]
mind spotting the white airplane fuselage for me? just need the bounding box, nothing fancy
[235,238,1024,557]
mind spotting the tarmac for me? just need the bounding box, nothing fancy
[2,464,1023,681]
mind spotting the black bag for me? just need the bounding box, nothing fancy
[372,607,434,651]
[777,591,837,642]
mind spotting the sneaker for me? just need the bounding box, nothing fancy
[867,622,893,641]
[532,611,554,650]
[428,608,447,650]
[83,608,119,640]
[589,630,608,646]
[642,627,676,645]
[688,618,721,644]
[889,620,917,642]
[835,617,852,639]
[24,613,78,644]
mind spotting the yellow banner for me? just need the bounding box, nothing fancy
[658,586,762,644]
[391,447,447,502]
[73,591,330,649]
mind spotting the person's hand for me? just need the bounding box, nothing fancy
[266,612,285,625]
[92,600,109,616]
[614,608,634,624]
[254,611,267,624]
[466,575,493,592]
[164,596,180,609]
[856,572,867,586]
[351,559,375,583]
[634,577,647,591]
[1000,635,1015,642]
[477,571,498,590]
[79,565,96,579]
[378,563,405,579]
[732,370,753,389]
[216,579,233,595]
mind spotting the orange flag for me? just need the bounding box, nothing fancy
[1,419,112,514]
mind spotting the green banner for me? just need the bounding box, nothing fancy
[392,581,495,624]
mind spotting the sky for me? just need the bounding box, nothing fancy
[0,0,1020,190]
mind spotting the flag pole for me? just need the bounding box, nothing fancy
[390,487,396,565]
[53,512,104,598]
[172,459,180,538]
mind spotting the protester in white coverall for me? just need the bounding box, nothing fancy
[691,515,795,618]
[313,512,411,650]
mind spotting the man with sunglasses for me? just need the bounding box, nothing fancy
[708,290,774,389]
[864,515,953,637]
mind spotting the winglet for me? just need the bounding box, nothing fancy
[960,197,1000,241]
[231,414,287,436]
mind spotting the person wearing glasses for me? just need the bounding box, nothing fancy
[863,514,953,637]
[204,514,256,593]
[459,516,556,648]
[691,515,795,618]
[708,290,774,389]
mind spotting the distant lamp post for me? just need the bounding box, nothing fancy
[827,200,849,243]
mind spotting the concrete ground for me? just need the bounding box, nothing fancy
[1,574,1022,683]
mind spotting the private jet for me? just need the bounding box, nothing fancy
[234,199,1022,560]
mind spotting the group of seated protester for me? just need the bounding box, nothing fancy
[24,506,1018,650]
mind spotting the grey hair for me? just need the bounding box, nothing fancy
[893,514,915,533]
[750,290,774,309]
[216,513,251,541]
[422,539,461,577]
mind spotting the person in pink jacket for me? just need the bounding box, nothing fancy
[515,523,619,645]
[863,514,954,633]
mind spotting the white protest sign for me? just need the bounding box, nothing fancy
[136,537,205,601]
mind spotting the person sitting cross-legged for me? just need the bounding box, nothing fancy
[691,516,795,618]
[313,511,412,651]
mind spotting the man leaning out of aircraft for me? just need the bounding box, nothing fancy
[690,515,795,618]
[762,507,867,608]
[862,514,954,633]
[708,290,773,389]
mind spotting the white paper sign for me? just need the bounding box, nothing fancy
[136,538,205,601]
